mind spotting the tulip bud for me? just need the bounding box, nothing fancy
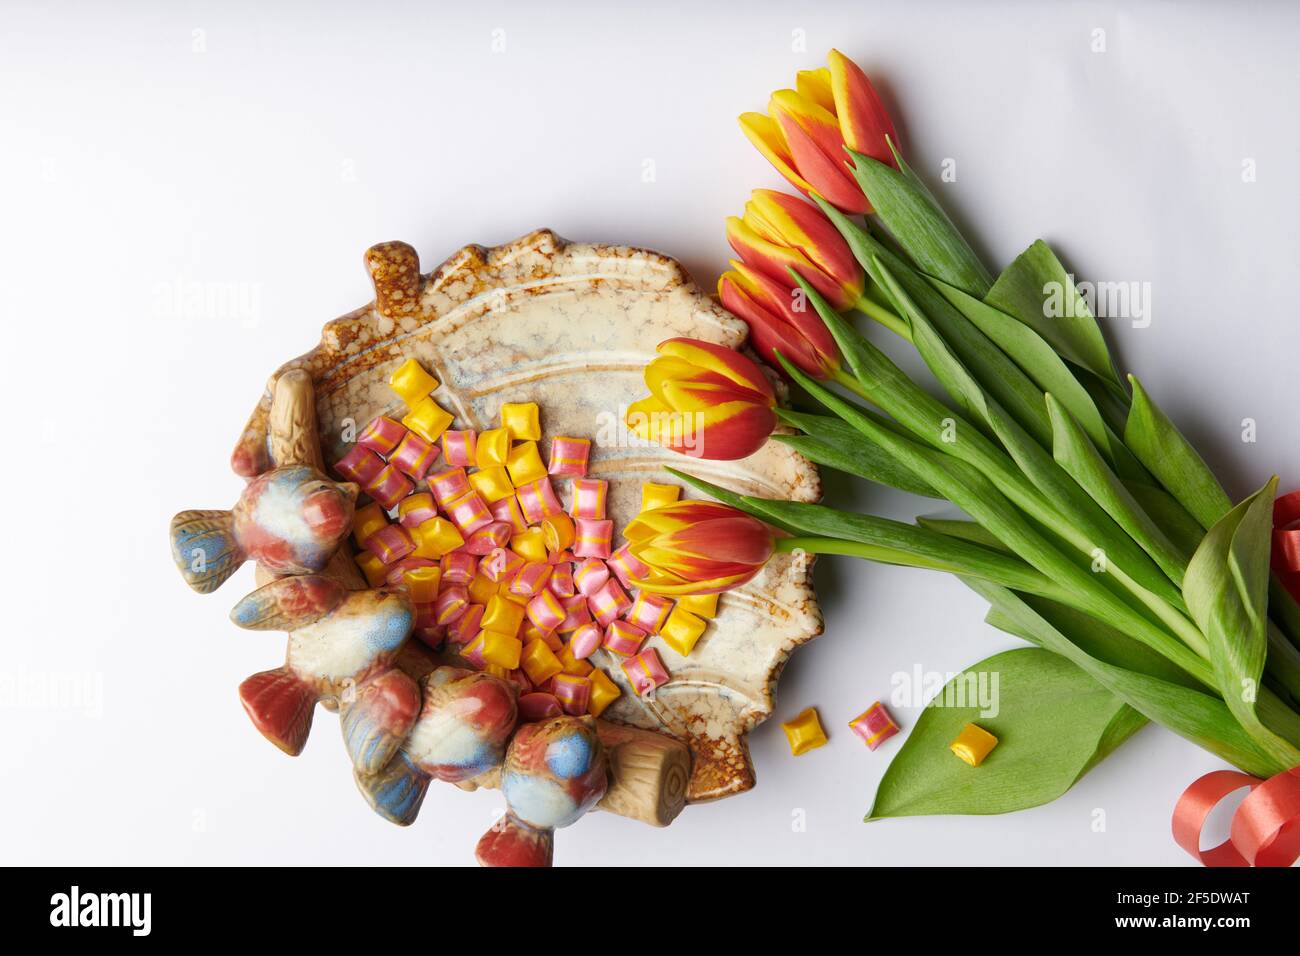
[623,500,776,595]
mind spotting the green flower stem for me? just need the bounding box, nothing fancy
[852,295,911,341]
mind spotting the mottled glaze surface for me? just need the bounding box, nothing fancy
[233,230,823,802]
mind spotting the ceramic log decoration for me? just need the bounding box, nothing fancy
[354,666,518,824]
[229,575,419,763]
[475,715,609,867]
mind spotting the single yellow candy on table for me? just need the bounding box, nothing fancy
[388,358,440,405]
[540,512,575,553]
[411,517,464,559]
[467,573,497,606]
[476,427,511,468]
[588,667,621,717]
[402,396,454,443]
[640,482,681,513]
[660,606,707,657]
[782,707,828,756]
[469,465,515,503]
[506,441,548,487]
[511,527,548,563]
[402,565,442,603]
[480,631,523,670]
[500,402,541,442]
[355,551,388,588]
[352,501,389,547]
[949,723,998,767]
[520,638,563,685]
[481,594,525,635]
[558,643,594,678]
[676,592,719,619]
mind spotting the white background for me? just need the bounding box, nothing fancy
[2,0,1296,866]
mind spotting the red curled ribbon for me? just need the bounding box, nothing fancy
[1171,490,1300,866]
[1172,767,1300,866]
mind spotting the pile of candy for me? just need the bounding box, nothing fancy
[333,358,721,721]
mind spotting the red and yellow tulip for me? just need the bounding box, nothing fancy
[719,259,841,380]
[626,338,776,461]
[739,49,898,214]
[623,500,776,595]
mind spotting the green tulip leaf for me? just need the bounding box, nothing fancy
[868,648,1145,819]
[773,409,939,498]
[985,239,1122,390]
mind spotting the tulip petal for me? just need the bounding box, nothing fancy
[828,48,898,165]
[656,338,776,402]
[796,67,836,115]
[773,106,869,214]
[645,355,757,407]
[725,261,839,378]
[628,568,761,596]
[738,112,814,195]
[745,190,863,308]
[659,516,775,566]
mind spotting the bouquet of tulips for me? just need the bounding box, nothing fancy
[621,49,1300,832]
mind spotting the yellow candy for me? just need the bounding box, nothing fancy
[482,595,525,636]
[511,527,548,563]
[499,581,529,606]
[506,441,548,487]
[540,512,576,553]
[355,551,388,588]
[676,593,719,619]
[388,358,439,405]
[482,663,511,680]
[411,517,465,559]
[476,427,511,468]
[501,402,541,441]
[353,502,389,547]
[588,667,621,717]
[480,631,523,670]
[950,723,998,767]
[782,707,828,756]
[660,606,706,657]
[525,624,563,652]
[469,466,515,503]
[402,396,454,443]
[468,574,498,606]
[640,482,681,512]
[403,565,442,603]
[558,643,594,678]
[520,638,563,685]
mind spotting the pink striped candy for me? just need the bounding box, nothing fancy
[574,558,611,597]
[548,437,592,477]
[448,603,484,644]
[517,477,563,525]
[622,648,670,696]
[608,543,650,588]
[365,464,413,510]
[526,589,565,632]
[482,547,525,583]
[626,592,673,634]
[446,491,493,534]
[366,524,414,564]
[334,445,385,485]
[413,602,439,630]
[518,692,563,722]
[390,432,438,481]
[464,521,513,555]
[603,619,647,657]
[557,594,592,633]
[440,550,478,585]
[428,467,471,508]
[570,622,604,660]
[434,585,469,625]
[589,578,631,627]
[489,495,529,534]
[573,518,614,560]
[548,562,575,598]
[511,562,553,598]
[397,492,438,529]
[441,429,477,467]
[384,556,437,586]
[357,416,406,456]
[552,674,591,716]
[570,478,608,520]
